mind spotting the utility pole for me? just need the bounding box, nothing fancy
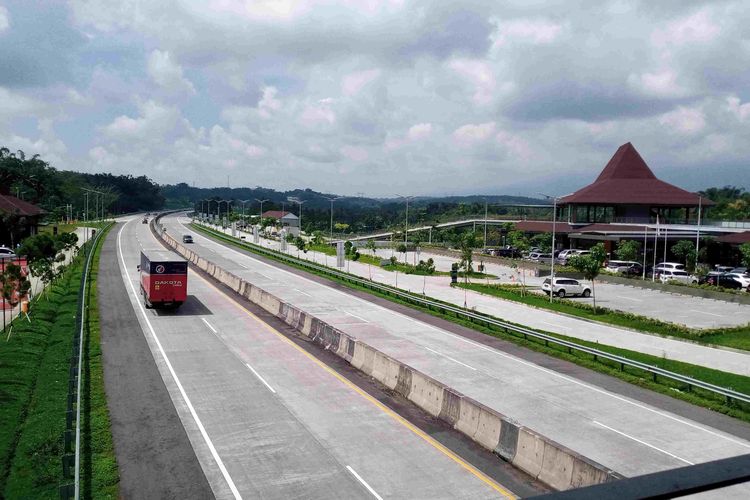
[325,196,341,241]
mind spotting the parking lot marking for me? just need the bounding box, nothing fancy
[245,363,276,394]
[293,288,312,297]
[692,310,723,317]
[345,311,370,323]
[616,295,642,302]
[593,421,693,465]
[424,346,477,371]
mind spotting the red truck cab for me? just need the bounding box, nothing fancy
[138,250,188,309]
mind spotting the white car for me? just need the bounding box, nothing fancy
[0,246,16,259]
[659,270,698,284]
[726,272,750,288]
[605,260,640,272]
[541,277,591,298]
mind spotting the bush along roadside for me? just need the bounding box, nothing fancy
[189,222,750,422]
[0,224,118,499]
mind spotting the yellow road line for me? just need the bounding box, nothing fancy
[196,271,517,499]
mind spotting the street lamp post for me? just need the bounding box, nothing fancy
[483,198,488,248]
[324,196,341,241]
[539,193,559,303]
[396,195,414,262]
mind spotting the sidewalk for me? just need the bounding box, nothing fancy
[195,221,750,377]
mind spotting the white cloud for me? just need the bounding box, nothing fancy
[258,86,282,118]
[299,101,336,127]
[447,59,496,106]
[407,123,432,141]
[659,106,706,135]
[490,18,563,48]
[340,145,368,162]
[652,8,720,47]
[627,70,689,98]
[0,6,9,33]
[147,50,195,94]
[342,69,381,97]
[453,122,496,146]
[726,96,750,122]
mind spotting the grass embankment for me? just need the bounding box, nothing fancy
[190,223,750,421]
[39,221,108,236]
[457,282,750,351]
[0,226,118,498]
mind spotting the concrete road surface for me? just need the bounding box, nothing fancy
[198,221,750,378]
[172,215,750,497]
[109,217,535,498]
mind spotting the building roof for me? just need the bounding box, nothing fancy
[0,194,44,216]
[262,210,290,219]
[716,231,750,244]
[559,143,714,207]
[515,221,575,233]
[576,223,649,233]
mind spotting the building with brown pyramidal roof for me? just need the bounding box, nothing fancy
[559,142,712,224]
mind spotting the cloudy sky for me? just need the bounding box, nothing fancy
[1,1,749,197]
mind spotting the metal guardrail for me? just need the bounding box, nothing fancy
[60,223,111,500]
[192,221,750,407]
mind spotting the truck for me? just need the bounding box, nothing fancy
[138,250,188,309]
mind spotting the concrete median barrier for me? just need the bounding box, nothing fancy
[153,219,622,491]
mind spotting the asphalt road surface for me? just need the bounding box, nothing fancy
[103,216,544,499]
[171,215,750,497]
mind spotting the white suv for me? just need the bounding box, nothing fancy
[0,246,16,259]
[541,277,591,298]
[659,270,698,284]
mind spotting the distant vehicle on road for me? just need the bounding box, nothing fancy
[541,277,591,298]
[138,250,188,309]
[182,234,193,243]
[142,217,149,224]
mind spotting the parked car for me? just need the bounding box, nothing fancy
[730,267,747,274]
[182,234,193,243]
[558,249,590,266]
[494,247,522,258]
[659,270,698,284]
[0,246,16,260]
[702,273,745,290]
[541,277,591,298]
[605,260,641,273]
[621,262,644,277]
[714,265,734,273]
[726,272,750,288]
[651,262,685,278]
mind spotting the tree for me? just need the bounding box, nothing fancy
[671,240,697,272]
[530,232,552,252]
[616,240,640,262]
[1,263,31,332]
[293,236,307,253]
[568,243,607,308]
[365,239,376,256]
[459,232,474,279]
[740,242,750,268]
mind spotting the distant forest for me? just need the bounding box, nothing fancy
[0,148,163,220]
[1,149,748,234]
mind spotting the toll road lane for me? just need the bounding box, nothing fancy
[117,218,519,499]
[169,215,750,490]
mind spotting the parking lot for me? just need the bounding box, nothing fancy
[377,247,750,330]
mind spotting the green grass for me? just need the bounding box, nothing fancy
[190,223,750,421]
[39,221,108,236]
[0,224,118,499]
[457,282,750,351]
[0,253,82,497]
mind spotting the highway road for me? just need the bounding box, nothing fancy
[203,222,750,377]
[109,216,537,499]
[170,215,750,496]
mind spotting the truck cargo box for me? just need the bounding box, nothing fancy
[138,250,188,309]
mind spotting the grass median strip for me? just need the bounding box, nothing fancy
[0,225,118,499]
[456,282,750,351]
[190,223,750,422]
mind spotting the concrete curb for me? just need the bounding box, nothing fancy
[157,224,623,491]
